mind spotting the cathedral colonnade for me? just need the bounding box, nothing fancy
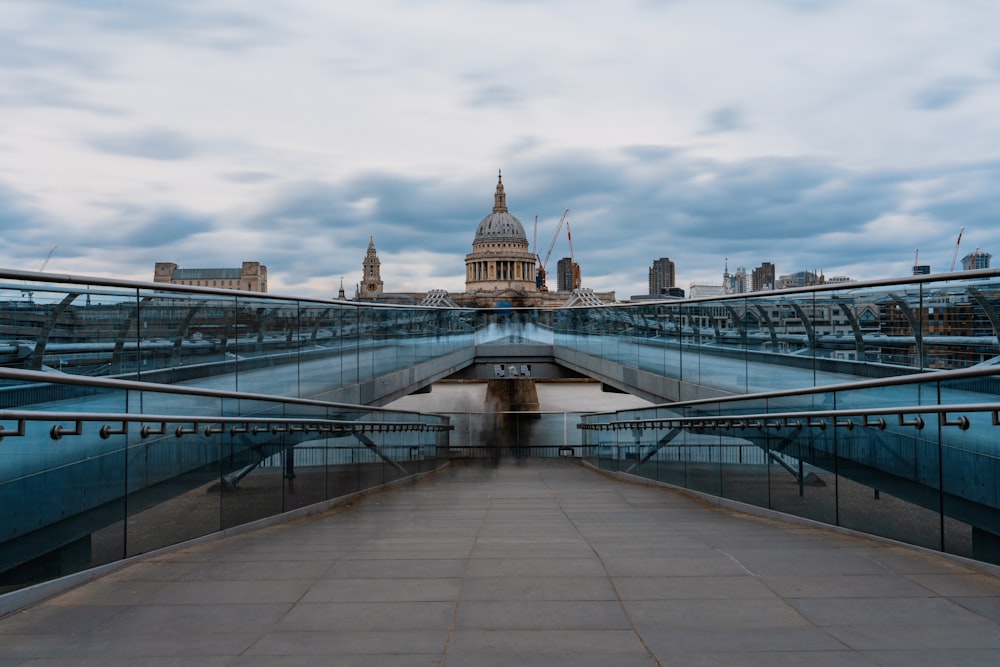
[467,259,533,283]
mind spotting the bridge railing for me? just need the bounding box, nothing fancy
[6,268,1000,405]
[579,365,1000,565]
[551,269,1000,393]
[0,367,450,594]
[0,269,478,402]
[6,268,1000,576]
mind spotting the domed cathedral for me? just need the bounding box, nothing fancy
[352,172,615,307]
[464,171,539,304]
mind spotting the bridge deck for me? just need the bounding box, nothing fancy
[4,460,1000,665]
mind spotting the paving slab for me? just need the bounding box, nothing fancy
[3,459,1000,665]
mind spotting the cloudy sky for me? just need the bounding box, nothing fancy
[2,0,999,299]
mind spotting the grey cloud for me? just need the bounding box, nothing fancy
[507,136,543,154]
[702,106,746,133]
[0,34,104,73]
[622,145,681,161]
[775,0,842,12]
[243,153,904,287]
[917,162,1000,230]
[245,182,351,232]
[0,75,121,113]
[10,148,1000,297]
[912,78,978,110]
[116,209,212,247]
[637,0,683,8]
[337,155,896,276]
[88,127,200,160]
[0,184,90,269]
[669,159,891,240]
[470,151,904,280]
[245,176,482,261]
[325,56,385,77]
[0,185,48,243]
[465,83,526,108]
[223,171,276,183]
[66,201,211,250]
[40,0,276,52]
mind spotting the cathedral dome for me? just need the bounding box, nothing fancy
[474,211,528,243]
[473,172,528,244]
[465,171,537,295]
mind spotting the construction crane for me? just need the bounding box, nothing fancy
[535,208,569,291]
[21,246,57,301]
[950,226,965,272]
[532,216,539,269]
[40,245,56,272]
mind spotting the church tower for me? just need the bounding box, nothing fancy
[360,235,384,299]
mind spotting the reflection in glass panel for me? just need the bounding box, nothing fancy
[835,417,942,552]
[939,409,1000,564]
[766,425,837,526]
[719,431,770,510]
[124,428,222,557]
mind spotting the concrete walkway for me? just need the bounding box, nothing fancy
[4,460,1000,665]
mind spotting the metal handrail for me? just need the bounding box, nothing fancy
[611,365,1000,413]
[0,268,464,311]
[0,409,452,442]
[0,367,445,418]
[565,266,1000,308]
[578,402,1000,432]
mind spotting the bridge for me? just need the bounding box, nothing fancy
[3,268,1000,659]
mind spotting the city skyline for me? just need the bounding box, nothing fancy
[1,1,999,299]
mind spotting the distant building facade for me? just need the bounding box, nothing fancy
[961,252,992,271]
[751,262,775,292]
[689,284,725,299]
[556,257,580,292]
[776,270,824,289]
[649,258,676,295]
[154,261,267,292]
[723,263,748,294]
[358,235,384,300]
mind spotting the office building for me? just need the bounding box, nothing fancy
[649,257,676,295]
[751,262,775,292]
[556,257,580,292]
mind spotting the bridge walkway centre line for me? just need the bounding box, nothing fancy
[4,460,1000,665]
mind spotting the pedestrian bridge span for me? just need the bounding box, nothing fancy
[2,268,1000,590]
